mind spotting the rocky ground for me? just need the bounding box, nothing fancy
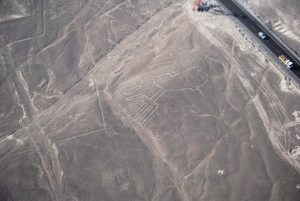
[237,0,300,56]
[0,0,300,200]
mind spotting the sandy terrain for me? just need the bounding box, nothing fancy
[0,0,300,200]
[237,0,300,56]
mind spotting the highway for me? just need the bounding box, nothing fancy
[217,0,300,79]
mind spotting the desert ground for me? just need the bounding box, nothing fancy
[237,0,300,56]
[0,0,300,200]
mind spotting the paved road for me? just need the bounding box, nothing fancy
[217,0,300,79]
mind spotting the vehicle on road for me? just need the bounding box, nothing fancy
[279,54,293,69]
[258,32,267,39]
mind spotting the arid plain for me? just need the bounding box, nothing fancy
[0,0,300,200]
